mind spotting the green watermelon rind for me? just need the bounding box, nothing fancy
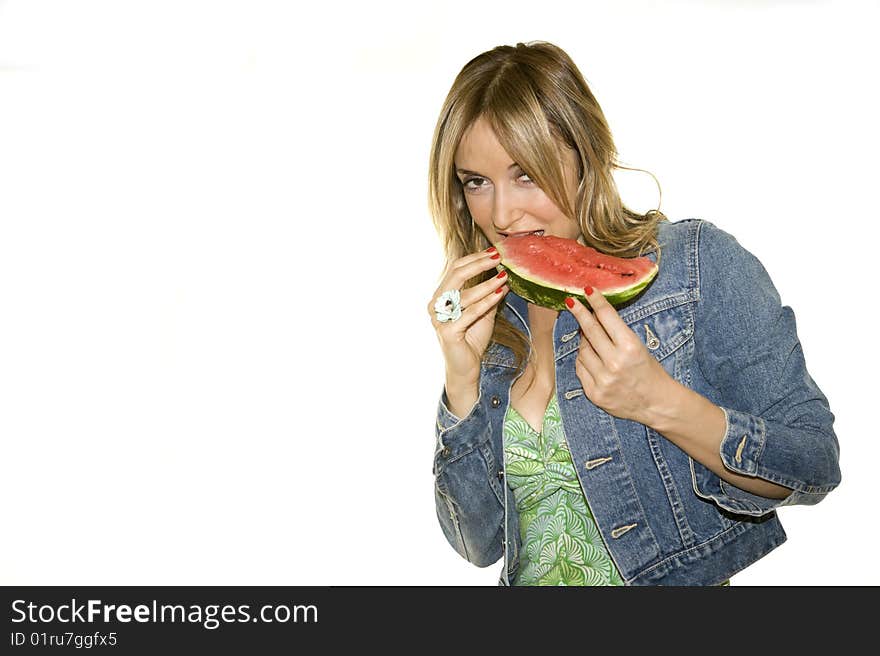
[499,263,658,311]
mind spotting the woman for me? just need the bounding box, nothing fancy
[426,41,841,586]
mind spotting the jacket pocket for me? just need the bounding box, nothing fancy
[624,295,694,381]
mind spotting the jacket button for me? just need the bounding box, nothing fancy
[497,469,504,480]
[441,446,451,457]
[491,396,501,408]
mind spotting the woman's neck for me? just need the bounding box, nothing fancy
[528,303,559,335]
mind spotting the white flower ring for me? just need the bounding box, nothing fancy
[433,289,463,323]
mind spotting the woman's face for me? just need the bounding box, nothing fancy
[454,116,583,247]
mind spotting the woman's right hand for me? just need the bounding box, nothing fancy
[427,247,509,385]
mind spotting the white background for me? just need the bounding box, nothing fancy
[0,0,876,585]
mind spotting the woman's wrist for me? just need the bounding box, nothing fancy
[640,377,691,433]
[444,372,480,419]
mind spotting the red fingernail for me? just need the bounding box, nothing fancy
[495,286,505,294]
[490,253,500,260]
[584,286,593,296]
[486,246,497,253]
[564,297,574,309]
[496,270,507,278]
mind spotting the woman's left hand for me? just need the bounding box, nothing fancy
[565,286,673,424]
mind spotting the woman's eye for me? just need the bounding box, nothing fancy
[462,177,486,191]
[519,173,534,184]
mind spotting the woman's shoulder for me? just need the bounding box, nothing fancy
[659,216,742,243]
[657,217,748,264]
[644,217,764,302]
[658,216,716,239]
[662,218,778,303]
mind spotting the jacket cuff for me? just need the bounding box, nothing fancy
[691,405,840,516]
[434,387,489,470]
[689,406,798,517]
[718,406,766,476]
[690,455,791,517]
[436,386,473,433]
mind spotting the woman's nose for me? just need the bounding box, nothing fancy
[491,185,522,231]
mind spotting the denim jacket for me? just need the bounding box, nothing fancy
[432,218,841,586]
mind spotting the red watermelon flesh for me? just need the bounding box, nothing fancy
[495,234,658,309]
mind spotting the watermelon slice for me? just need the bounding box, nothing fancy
[495,234,658,310]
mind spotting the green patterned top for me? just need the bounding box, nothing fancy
[502,390,731,587]
[503,391,625,586]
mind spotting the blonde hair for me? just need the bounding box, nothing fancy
[427,40,665,377]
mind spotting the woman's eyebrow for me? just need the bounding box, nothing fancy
[455,162,521,176]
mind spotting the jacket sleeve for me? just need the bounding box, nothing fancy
[690,220,841,517]
[433,385,505,567]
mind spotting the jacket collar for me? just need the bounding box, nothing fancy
[503,290,530,335]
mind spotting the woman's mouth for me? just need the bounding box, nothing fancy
[498,230,545,239]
